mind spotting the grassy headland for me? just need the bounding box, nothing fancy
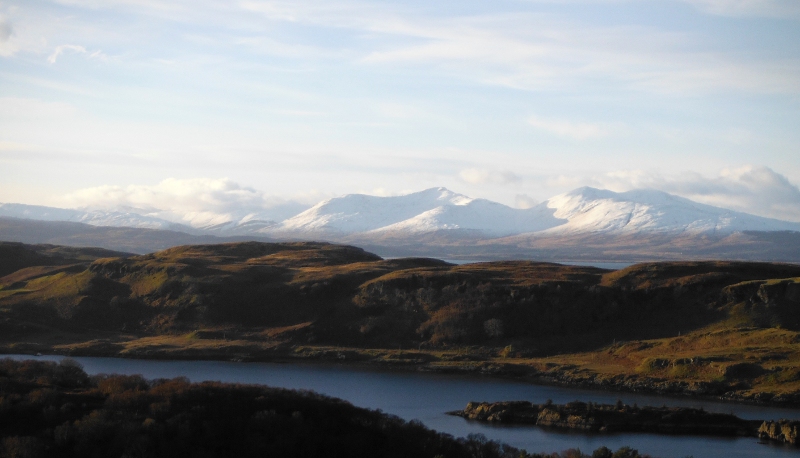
[2,241,800,406]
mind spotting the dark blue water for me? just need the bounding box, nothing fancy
[558,261,635,270]
[6,355,799,457]
[439,259,634,270]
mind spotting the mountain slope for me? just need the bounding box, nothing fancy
[5,187,800,239]
[0,203,198,233]
[0,203,308,235]
[271,187,800,239]
[2,187,799,262]
[543,188,800,235]
[272,187,564,236]
[0,217,278,254]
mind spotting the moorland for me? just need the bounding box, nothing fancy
[2,241,800,406]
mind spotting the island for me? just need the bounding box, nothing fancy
[450,400,800,445]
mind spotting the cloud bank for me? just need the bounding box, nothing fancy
[62,178,310,227]
[574,165,800,222]
[459,168,521,185]
[50,168,800,231]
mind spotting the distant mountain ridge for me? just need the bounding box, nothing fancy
[5,186,797,239]
[0,203,201,233]
[542,187,800,235]
[272,187,565,237]
[0,203,290,236]
[2,187,799,261]
[268,186,800,238]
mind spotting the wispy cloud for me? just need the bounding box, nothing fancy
[528,115,612,140]
[0,17,11,41]
[47,44,107,63]
[357,11,800,94]
[11,1,800,95]
[515,194,539,209]
[0,15,17,57]
[1,0,798,213]
[459,168,521,185]
[680,0,800,18]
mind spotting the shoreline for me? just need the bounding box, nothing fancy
[448,400,800,445]
[5,342,800,412]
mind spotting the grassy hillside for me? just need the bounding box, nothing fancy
[0,242,132,278]
[0,217,279,254]
[2,241,800,405]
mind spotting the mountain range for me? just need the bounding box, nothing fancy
[1,187,799,261]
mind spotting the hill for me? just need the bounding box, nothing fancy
[0,217,278,254]
[0,242,133,278]
[2,241,800,405]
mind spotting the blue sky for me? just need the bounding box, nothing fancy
[1,0,799,222]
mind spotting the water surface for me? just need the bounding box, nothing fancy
[7,355,799,458]
[441,259,634,270]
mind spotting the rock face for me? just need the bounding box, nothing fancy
[452,401,762,438]
[759,420,800,445]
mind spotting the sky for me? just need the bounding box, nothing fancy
[1,0,799,223]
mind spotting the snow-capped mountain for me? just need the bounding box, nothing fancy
[541,187,800,235]
[0,203,302,236]
[0,203,199,233]
[2,187,799,242]
[271,187,564,236]
[268,186,800,238]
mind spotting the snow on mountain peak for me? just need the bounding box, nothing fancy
[274,187,565,236]
[3,186,799,240]
[275,187,481,234]
[545,187,800,234]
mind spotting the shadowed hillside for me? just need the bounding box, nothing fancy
[0,217,277,255]
[3,241,800,405]
[0,242,133,278]
[4,358,577,458]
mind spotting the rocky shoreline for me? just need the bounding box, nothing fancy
[451,400,800,445]
[518,367,800,408]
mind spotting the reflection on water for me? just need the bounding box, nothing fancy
[6,354,799,458]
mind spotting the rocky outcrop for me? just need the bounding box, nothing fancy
[758,420,800,445]
[451,400,762,438]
